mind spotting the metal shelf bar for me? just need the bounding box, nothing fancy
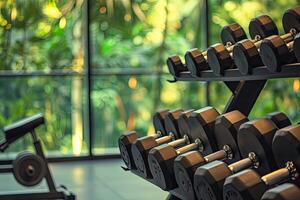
[173,63,300,82]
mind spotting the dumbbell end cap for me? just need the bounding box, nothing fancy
[167,56,186,77]
[223,169,265,200]
[260,39,281,72]
[233,40,262,75]
[208,44,234,75]
[249,15,278,39]
[174,154,198,199]
[118,131,138,169]
[221,23,247,44]
[131,136,161,178]
[153,109,169,135]
[261,183,300,200]
[185,49,208,77]
[194,160,231,200]
[282,6,300,33]
[148,144,178,190]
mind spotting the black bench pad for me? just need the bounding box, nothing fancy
[3,113,44,143]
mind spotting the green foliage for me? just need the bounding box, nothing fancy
[0,0,300,157]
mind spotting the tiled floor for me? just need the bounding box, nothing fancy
[0,159,168,200]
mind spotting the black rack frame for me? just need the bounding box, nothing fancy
[126,62,300,199]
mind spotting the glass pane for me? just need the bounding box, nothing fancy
[209,79,300,123]
[208,1,300,120]
[91,0,207,71]
[250,79,300,122]
[92,75,207,155]
[0,76,88,159]
[209,0,299,44]
[209,82,232,112]
[0,0,84,70]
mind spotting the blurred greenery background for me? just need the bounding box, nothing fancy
[0,0,300,158]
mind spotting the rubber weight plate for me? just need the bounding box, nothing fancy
[13,152,46,187]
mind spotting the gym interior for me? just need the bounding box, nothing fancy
[1,0,300,200]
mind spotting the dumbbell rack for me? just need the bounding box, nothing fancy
[124,62,300,199]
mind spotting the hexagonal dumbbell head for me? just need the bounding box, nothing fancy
[185,23,247,77]
[118,109,169,170]
[223,169,268,200]
[214,110,248,163]
[131,109,185,178]
[260,35,293,72]
[148,107,219,190]
[207,43,234,75]
[249,15,279,39]
[174,150,205,199]
[262,183,300,200]
[234,15,278,75]
[164,109,186,139]
[282,6,300,34]
[221,23,247,45]
[193,112,291,200]
[238,117,284,175]
[152,109,170,136]
[174,110,247,199]
[175,149,234,199]
[272,125,300,186]
[233,39,263,75]
[167,55,187,77]
[118,131,139,169]
[178,109,194,137]
[148,143,181,190]
[266,112,292,129]
[208,23,247,75]
[194,160,233,200]
[223,123,300,200]
[260,6,300,72]
[185,48,209,77]
[188,106,220,154]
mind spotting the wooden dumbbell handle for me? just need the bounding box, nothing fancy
[262,161,299,186]
[228,152,259,173]
[156,133,174,145]
[175,138,202,155]
[204,145,233,162]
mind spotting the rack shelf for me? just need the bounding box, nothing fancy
[172,63,300,82]
[124,62,300,200]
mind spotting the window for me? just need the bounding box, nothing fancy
[0,0,299,159]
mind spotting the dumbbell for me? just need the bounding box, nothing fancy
[260,7,300,72]
[193,112,291,200]
[185,23,247,77]
[118,109,169,170]
[167,56,187,77]
[223,124,300,200]
[262,183,300,200]
[233,15,279,75]
[147,106,220,190]
[173,110,248,200]
[131,109,194,178]
[208,15,278,75]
